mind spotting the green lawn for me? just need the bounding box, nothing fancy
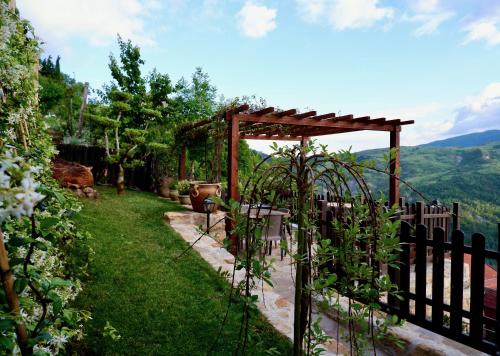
[70,186,291,355]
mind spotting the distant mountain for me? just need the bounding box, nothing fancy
[356,141,500,250]
[421,130,500,148]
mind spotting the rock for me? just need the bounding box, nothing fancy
[411,343,445,356]
[84,187,98,199]
[52,158,94,188]
[74,188,85,198]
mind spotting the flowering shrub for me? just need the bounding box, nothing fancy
[0,1,91,354]
[176,180,190,195]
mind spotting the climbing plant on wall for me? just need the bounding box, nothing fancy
[0,1,91,354]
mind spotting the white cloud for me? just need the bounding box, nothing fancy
[448,83,500,134]
[329,0,394,30]
[402,0,453,36]
[463,17,500,46]
[295,0,326,23]
[413,0,440,13]
[295,0,394,30]
[17,0,157,48]
[236,1,277,38]
[411,11,454,36]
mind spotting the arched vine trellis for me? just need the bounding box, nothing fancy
[178,104,416,354]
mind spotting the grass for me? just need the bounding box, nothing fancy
[71,186,292,355]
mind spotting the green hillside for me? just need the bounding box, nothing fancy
[357,142,500,250]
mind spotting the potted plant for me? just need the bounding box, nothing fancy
[169,180,179,201]
[177,180,191,205]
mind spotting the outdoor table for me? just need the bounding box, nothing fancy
[240,208,290,219]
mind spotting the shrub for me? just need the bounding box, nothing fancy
[176,180,190,195]
[169,180,178,190]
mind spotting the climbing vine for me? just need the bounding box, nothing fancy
[0,1,91,354]
[208,141,405,355]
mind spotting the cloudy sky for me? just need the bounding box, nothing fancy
[18,0,500,153]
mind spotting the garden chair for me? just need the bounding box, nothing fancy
[238,206,272,251]
[261,214,286,260]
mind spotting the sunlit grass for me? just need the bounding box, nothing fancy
[71,186,291,355]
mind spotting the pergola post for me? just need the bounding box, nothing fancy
[226,110,239,254]
[179,144,186,180]
[389,129,400,207]
[388,128,401,309]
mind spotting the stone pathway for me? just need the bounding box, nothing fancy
[164,209,485,356]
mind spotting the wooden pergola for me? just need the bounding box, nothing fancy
[179,103,414,208]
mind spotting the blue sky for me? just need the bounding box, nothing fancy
[18,0,500,153]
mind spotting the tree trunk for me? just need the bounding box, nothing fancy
[115,112,121,152]
[293,187,307,355]
[0,228,30,355]
[117,163,125,195]
[68,96,73,135]
[77,82,88,138]
[104,130,110,157]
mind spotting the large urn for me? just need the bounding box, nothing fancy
[189,181,221,213]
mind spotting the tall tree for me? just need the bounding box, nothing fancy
[108,36,149,128]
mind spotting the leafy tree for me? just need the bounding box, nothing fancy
[172,67,217,124]
[39,56,86,137]
[107,36,149,128]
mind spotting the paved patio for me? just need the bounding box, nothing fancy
[164,209,484,356]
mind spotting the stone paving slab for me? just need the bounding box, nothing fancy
[164,210,486,356]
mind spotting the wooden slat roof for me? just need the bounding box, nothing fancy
[179,104,414,140]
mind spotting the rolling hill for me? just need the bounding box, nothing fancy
[356,132,500,250]
[420,130,500,148]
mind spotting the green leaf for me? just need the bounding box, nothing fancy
[0,335,15,350]
[35,241,48,251]
[8,257,25,267]
[47,291,62,315]
[40,217,59,231]
[0,319,16,330]
[49,277,73,289]
[14,278,29,294]
[8,237,34,247]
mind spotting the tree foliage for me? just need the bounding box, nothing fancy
[39,56,86,137]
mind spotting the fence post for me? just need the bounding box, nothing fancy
[415,224,427,322]
[399,221,411,317]
[450,229,464,336]
[470,233,485,347]
[319,200,328,238]
[416,201,424,225]
[452,202,461,231]
[388,198,402,309]
[432,227,445,329]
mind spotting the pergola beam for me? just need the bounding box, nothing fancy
[275,109,297,117]
[235,113,398,131]
[292,111,317,119]
[240,134,303,141]
[178,103,414,258]
[312,112,336,121]
[251,107,275,116]
[233,104,250,114]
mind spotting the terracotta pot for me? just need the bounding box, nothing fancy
[179,195,191,205]
[189,182,221,213]
[169,189,179,201]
